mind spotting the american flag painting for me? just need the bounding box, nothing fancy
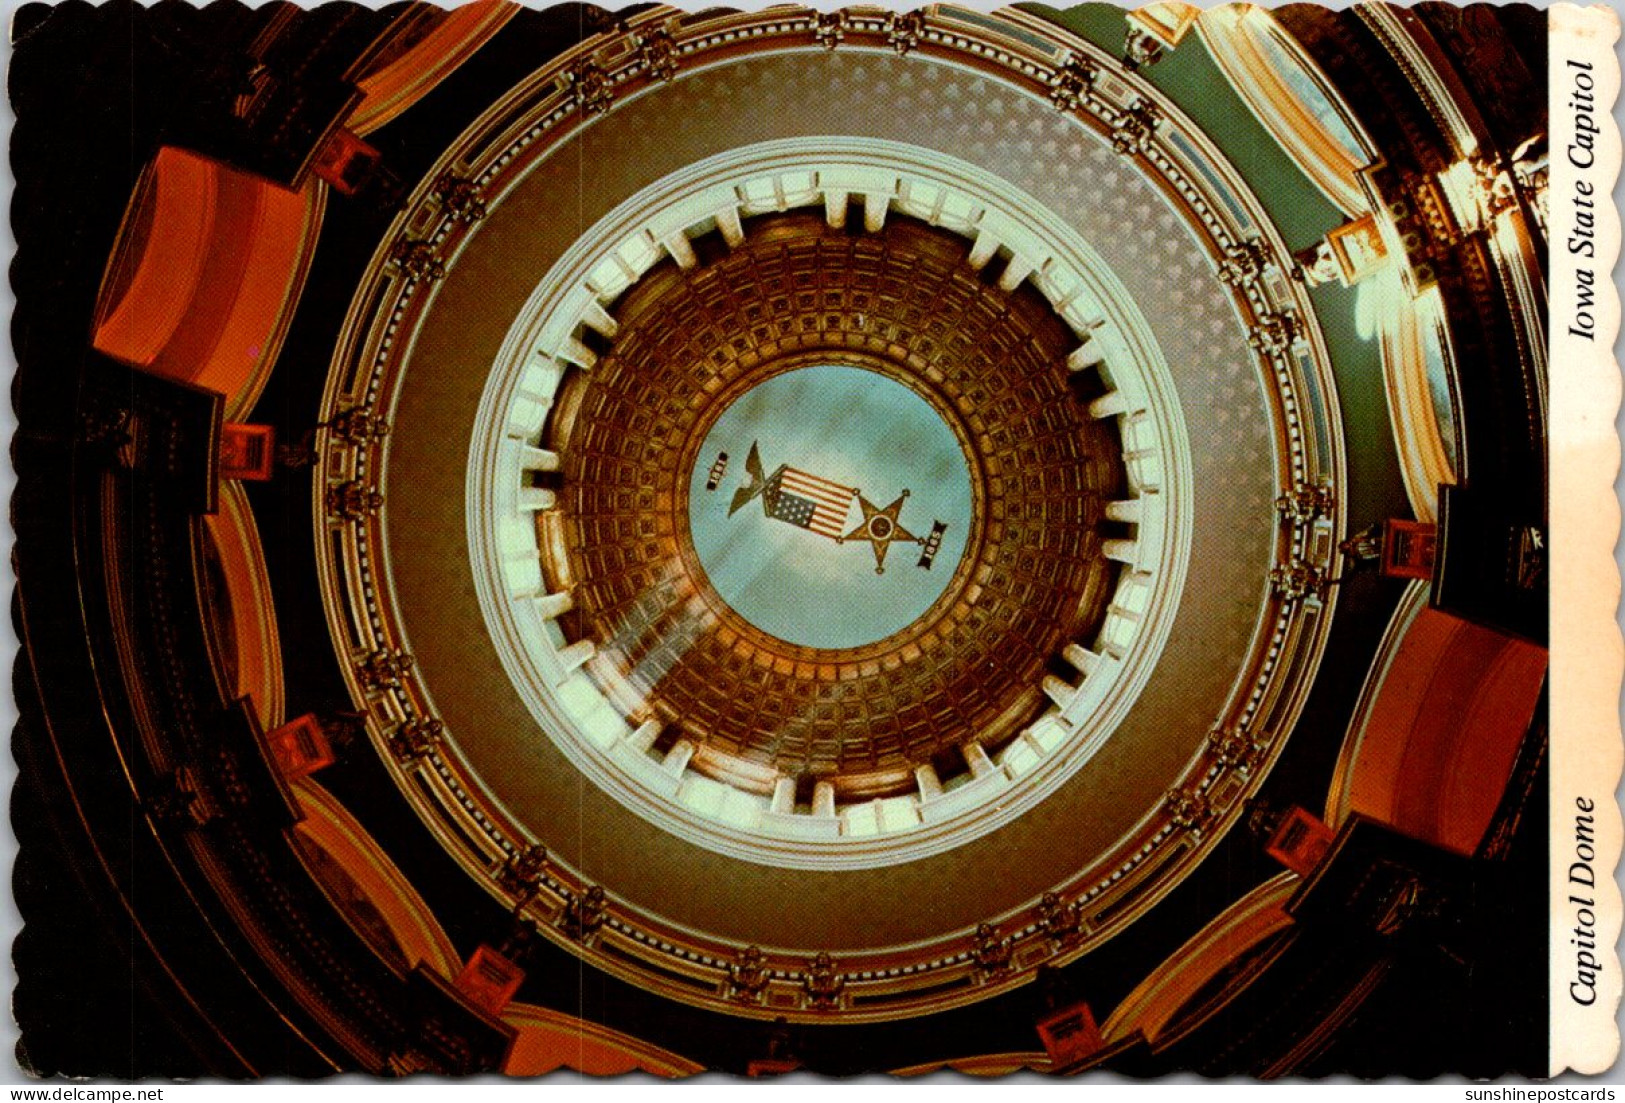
[765,467,857,539]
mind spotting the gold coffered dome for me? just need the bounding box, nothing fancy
[549,213,1122,784]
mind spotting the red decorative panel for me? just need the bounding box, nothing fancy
[310,130,382,196]
[221,423,277,481]
[1265,806,1336,876]
[1036,1000,1103,1068]
[92,146,315,415]
[455,945,525,1016]
[1380,520,1437,580]
[265,713,335,781]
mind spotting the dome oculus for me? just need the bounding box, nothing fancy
[688,364,973,649]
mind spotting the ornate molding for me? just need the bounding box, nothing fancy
[1275,478,1336,524]
[495,844,550,902]
[727,946,771,1004]
[972,923,1014,980]
[885,10,925,56]
[1036,891,1085,949]
[1164,785,1214,833]
[566,59,613,115]
[802,952,845,1010]
[1217,237,1272,288]
[1270,560,1331,603]
[1209,724,1266,774]
[357,648,414,691]
[1110,98,1160,156]
[813,10,849,50]
[433,173,487,224]
[388,238,446,283]
[560,885,608,942]
[325,405,390,445]
[1247,310,1302,357]
[326,479,382,521]
[1048,53,1097,112]
[635,26,680,82]
[387,716,443,762]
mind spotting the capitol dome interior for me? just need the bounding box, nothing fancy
[11,0,1551,1077]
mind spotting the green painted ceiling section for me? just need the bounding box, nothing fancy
[1021,2,1413,525]
[1307,281,1414,525]
[1021,3,1344,249]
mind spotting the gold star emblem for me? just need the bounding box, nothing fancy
[839,491,922,574]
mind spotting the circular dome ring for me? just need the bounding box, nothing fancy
[473,147,1181,864]
[316,6,1347,1023]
